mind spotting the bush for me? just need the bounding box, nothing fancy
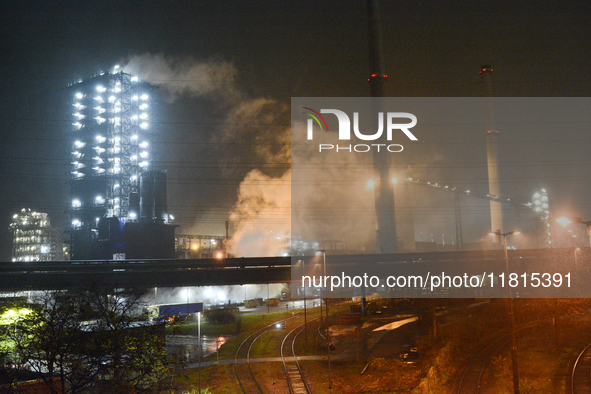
[204,307,237,324]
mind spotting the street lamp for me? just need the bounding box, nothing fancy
[314,255,323,324]
[315,250,327,325]
[489,230,520,394]
[299,259,308,341]
[556,216,591,246]
[185,287,190,316]
[316,249,331,390]
[198,311,201,394]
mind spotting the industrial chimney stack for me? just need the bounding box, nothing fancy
[481,65,504,239]
[367,0,397,253]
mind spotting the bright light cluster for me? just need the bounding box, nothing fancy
[532,189,552,246]
[9,209,58,262]
[70,69,151,223]
[532,189,549,214]
[0,308,32,325]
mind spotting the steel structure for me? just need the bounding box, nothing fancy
[68,68,154,258]
[403,178,553,248]
[404,178,533,210]
[0,248,582,292]
[531,189,551,247]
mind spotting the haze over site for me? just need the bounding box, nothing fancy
[122,53,291,256]
[1,1,591,260]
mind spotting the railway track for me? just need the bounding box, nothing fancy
[456,321,538,394]
[234,314,299,394]
[456,334,511,394]
[571,342,591,393]
[281,319,319,394]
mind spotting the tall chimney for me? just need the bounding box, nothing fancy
[368,0,397,253]
[481,65,503,238]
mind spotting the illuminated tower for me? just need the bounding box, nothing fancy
[68,67,155,259]
[480,65,503,239]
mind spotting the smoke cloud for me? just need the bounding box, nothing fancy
[122,53,291,257]
[229,170,291,257]
[122,54,524,256]
[123,54,452,257]
[219,98,291,172]
[123,53,240,103]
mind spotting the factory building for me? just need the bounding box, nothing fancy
[175,234,228,259]
[67,68,175,260]
[9,208,63,262]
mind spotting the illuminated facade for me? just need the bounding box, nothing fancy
[10,208,63,262]
[68,67,175,260]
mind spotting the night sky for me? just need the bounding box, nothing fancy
[1,0,591,261]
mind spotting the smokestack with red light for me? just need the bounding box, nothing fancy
[481,65,503,239]
[367,0,397,253]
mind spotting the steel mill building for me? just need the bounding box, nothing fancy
[67,67,175,260]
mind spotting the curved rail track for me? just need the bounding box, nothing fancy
[571,342,591,394]
[280,319,320,394]
[456,334,511,394]
[456,321,539,394]
[234,315,298,394]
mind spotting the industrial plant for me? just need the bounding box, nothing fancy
[9,208,63,262]
[3,1,591,393]
[67,68,176,260]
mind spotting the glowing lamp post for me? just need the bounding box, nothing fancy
[198,311,201,394]
[316,250,331,390]
[556,216,591,247]
[489,230,520,394]
[299,259,308,340]
[555,217,573,226]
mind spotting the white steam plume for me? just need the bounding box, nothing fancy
[229,170,291,257]
[219,98,291,169]
[122,53,292,257]
[123,53,240,102]
[123,55,453,257]
[123,53,453,256]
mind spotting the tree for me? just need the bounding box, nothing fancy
[10,292,95,393]
[13,288,171,394]
[85,287,170,393]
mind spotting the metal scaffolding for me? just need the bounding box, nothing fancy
[68,69,153,258]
